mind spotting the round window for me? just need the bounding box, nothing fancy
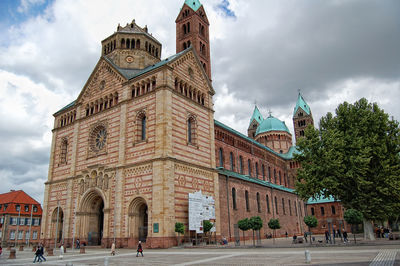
[90,125,107,152]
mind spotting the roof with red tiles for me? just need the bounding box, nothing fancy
[0,190,42,215]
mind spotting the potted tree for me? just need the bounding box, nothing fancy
[203,220,214,244]
[304,215,318,244]
[268,218,281,244]
[238,218,251,246]
[344,209,363,244]
[250,216,263,247]
[175,222,185,246]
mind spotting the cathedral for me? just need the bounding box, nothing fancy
[41,0,313,248]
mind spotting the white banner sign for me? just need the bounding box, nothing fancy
[188,191,216,233]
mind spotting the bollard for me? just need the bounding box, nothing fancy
[47,248,54,256]
[305,250,311,264]
[9,248,16,259]
[80,246,85,254]
[104,256,109,266]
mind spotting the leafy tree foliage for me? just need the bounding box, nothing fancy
[238,218,251,245]
[344,209,363,243]
[203,220,213,235]
[268,218,281,244]
[249,216,263,246]
[175,222,185,234]
[304,215,318,244]
[295,98,400,228]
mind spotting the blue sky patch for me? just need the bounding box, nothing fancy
[0,0,52,26]
[216,0,236,18]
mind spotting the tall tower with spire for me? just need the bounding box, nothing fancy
[176,0,212,80]
[248,105,263,139]
[293,92,314,143]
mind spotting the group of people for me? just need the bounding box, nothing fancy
[376,227,391,238]
[324,229,348,243]
[33,243,46,263]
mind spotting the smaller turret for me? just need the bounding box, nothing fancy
[248,105,263,139]
[293,92,314,143]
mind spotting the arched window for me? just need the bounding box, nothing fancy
[131,39,135,49]
[188,116,196,144]
[275,196,278,214]
[311,207,315,216]
[60,139,68,164]
[282,198,286,214]
[219,148,224,167]
[127,39,130,49]
[279,171,282,185]
[232,188,237,210]
[295,202,298,216]
[262,165,265,181]
[255,162,259,178]
[266,194,270,213]
[239,156,243,174]
[183,24,187,34]
[229,152,234,171]
[248,159,252,177]
[121,38,125,48]
[187,22,190,33]
[321,206,325,216]
[268,167,271,182]
[257,192,261,213]
[136,39,140,49]
[245,190,250,211]
[137,112,146,142]
[183,43,187,50]
[274,169,277,184]
[289,200,292,215]
[331,205,336,215]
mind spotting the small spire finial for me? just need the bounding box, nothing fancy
[298,89,301,94]
[253,100,257,106]
[268,109,272,117]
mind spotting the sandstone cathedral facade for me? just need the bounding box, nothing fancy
[41,0,313,248]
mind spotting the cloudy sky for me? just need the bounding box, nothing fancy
[0,0,399,203]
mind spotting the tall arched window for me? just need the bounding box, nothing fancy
[60,139,68,164]
[256,192,261,213]
[262,165,265,181]
[331,205,336,215]
[239,156,243,174]
[279,171,282,185]
[266,194,270,213]
[311,207,315,216]
[245,190,250,211]
[295,202,298,216]
[255,162,259,178]
[282,198,286,215]
[274,169,277,184]
[248,159,252,177]
[232,188,237,210]
[219,148,224,167]
[229,152,234,171]
[289,200,292,215]
[321,206,325,216]
[268,167,271,182]
[137,112,146,142]
[188,116,196,144]
[275,196,278,214]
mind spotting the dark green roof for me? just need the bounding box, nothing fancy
[249,105,263,126]
[55,100,76,115]
[214,119,296,160]
[293,92,311,117]
[255,115,290,135]
[307,195,337,204]
[217,168,296,194]
[184,0,202,11]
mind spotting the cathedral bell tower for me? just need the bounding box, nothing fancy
[176,0,212,80]
[293,92,314,143]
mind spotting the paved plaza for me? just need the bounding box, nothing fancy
[0,237,399,266]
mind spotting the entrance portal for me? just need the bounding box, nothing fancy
[51,207,64,245]
[80,191,105,246]
[128,197,148,243]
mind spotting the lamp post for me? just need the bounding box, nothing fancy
[27,204,33,247]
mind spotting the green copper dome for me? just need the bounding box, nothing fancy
[184,0,202,11]
[255,115,290,135]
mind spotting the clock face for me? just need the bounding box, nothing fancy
[126,56,134,63]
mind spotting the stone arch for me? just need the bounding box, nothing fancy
[51,206,64,244]
[128,197,148,242]
[78,188,107,246]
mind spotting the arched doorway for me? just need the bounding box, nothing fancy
[128,197,148,243]
[80,190,105,246]
[51,207,64,244]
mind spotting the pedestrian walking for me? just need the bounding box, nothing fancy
[33,246,42,263]
[111,242,116,256]
[325,230,330,243]
[136,241,143,257]
[343,231,348,243]
[76,238,80,249]
[39,244,46,262]
[59,244,64,259]
[0,245,2,256]
[285,231,288,238]
[304,231,308,243]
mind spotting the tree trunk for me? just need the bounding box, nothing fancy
[243,231,245,246]
[252,230,255,247]
[273,229,275,244]
[363,220,375,240]
[309,226,312,245]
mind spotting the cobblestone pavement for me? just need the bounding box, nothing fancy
[0,237,399,266]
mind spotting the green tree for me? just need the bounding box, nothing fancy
[268,218,281,244]
[303,215,318,244]
[203,220,214,244]
[295,98,400,240]
[344,209,363,243]
[175,222,185,246]
[249,216,263,247]
[238,218,251,245]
